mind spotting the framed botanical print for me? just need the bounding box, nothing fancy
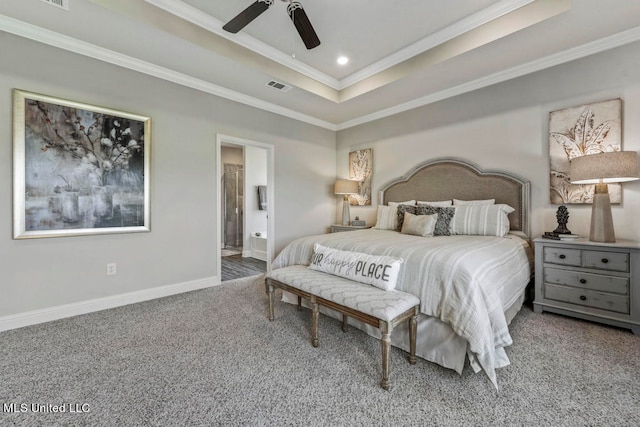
[13,89,151,239]
[348,148,372,206]
[549,99,622,204]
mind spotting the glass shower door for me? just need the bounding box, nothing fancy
[223,164,243,249]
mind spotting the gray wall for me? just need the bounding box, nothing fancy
[337,41,640,242]
[0,33,335,318]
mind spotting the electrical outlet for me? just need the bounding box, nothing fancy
[106,263,117,276]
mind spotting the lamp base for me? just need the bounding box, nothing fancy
[342,195,350,226]
[589,184,615,243]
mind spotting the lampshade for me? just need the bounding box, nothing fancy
[569,151,639,243]
[570,151,640,184]
[334,179,360,195]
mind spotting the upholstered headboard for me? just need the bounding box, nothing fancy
[379,158,530,239]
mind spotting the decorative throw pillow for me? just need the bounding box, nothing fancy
[309,243,403,291]
[395,204,417,231]
[453,198,495,205]
[401,212,437,237]
[417,200,452,207]
[450,204,515,237]
[415,205,456,236]
[374,205,398,230]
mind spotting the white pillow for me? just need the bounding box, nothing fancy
[401,212,437,237]
[309,244,403,291]
[388,200,416,207]
[450,204,514,237]
[417,200,452,207]
[453,198,495,205]
[374,205,398,230]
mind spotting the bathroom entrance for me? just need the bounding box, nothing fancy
[218,135,273,282]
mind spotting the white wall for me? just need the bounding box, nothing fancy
[244,145,268,249]
[0,33,335,322]
[337,41,640,242]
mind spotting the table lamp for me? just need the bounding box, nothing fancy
[570,151,639,243]
[334,179,360,225]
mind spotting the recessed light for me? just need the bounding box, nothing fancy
[337,56,349,65]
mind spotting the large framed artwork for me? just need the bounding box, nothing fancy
[348,148,372,206]
[549,98,622,204]
[13,89,151,239]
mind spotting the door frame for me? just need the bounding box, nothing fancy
[216,134,274,280]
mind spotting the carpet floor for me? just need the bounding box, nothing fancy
[0,275,639,426]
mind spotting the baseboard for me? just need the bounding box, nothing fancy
[0,275,221,332]
[251,249,267,262]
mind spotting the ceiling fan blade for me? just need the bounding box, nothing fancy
[223,0,273,34]
[287,2,321,50]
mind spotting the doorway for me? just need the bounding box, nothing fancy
[217,135,274,283]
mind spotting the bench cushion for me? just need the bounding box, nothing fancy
[267,265,420,322]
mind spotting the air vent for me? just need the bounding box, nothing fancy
[266,80,292,93]
[40,0,69,10]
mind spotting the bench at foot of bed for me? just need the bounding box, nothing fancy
[265,265,420,391]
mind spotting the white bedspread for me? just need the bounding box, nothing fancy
[272,229,532,389]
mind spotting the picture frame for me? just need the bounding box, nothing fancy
[348,148,372,206]
[548,98,622,205]
[13,89,151,239]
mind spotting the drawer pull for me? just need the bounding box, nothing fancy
[601,258,609,264]
[559,254,566,259]
[579,278,587,284]
[579,295,587,301]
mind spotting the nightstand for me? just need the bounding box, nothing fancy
[330,224,371,233]
[533,237,640,335]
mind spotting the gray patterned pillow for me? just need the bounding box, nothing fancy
[395,204,417,231]
[415,206,456,236]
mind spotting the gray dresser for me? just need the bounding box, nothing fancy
[533,237,639,335]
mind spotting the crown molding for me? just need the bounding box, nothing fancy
[336,25,640,130]
[2,12,639,132]
[0,14,337,131]
[144,0,341,89]
[147,0,534,92]
[338,0,534,89]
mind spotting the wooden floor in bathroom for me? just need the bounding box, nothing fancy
[221,254,266,282]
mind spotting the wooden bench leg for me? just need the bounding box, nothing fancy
[311,296,319,348]
[266,282,275,321]
[342,313,348,332]
[408,308,418,365]
[380,321,392,391]
[297,296,302,311]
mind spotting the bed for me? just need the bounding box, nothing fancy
[272,158,533,389]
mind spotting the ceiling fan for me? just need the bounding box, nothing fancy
[223,0,321,50]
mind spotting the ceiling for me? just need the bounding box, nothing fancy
[2,0,640,130]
